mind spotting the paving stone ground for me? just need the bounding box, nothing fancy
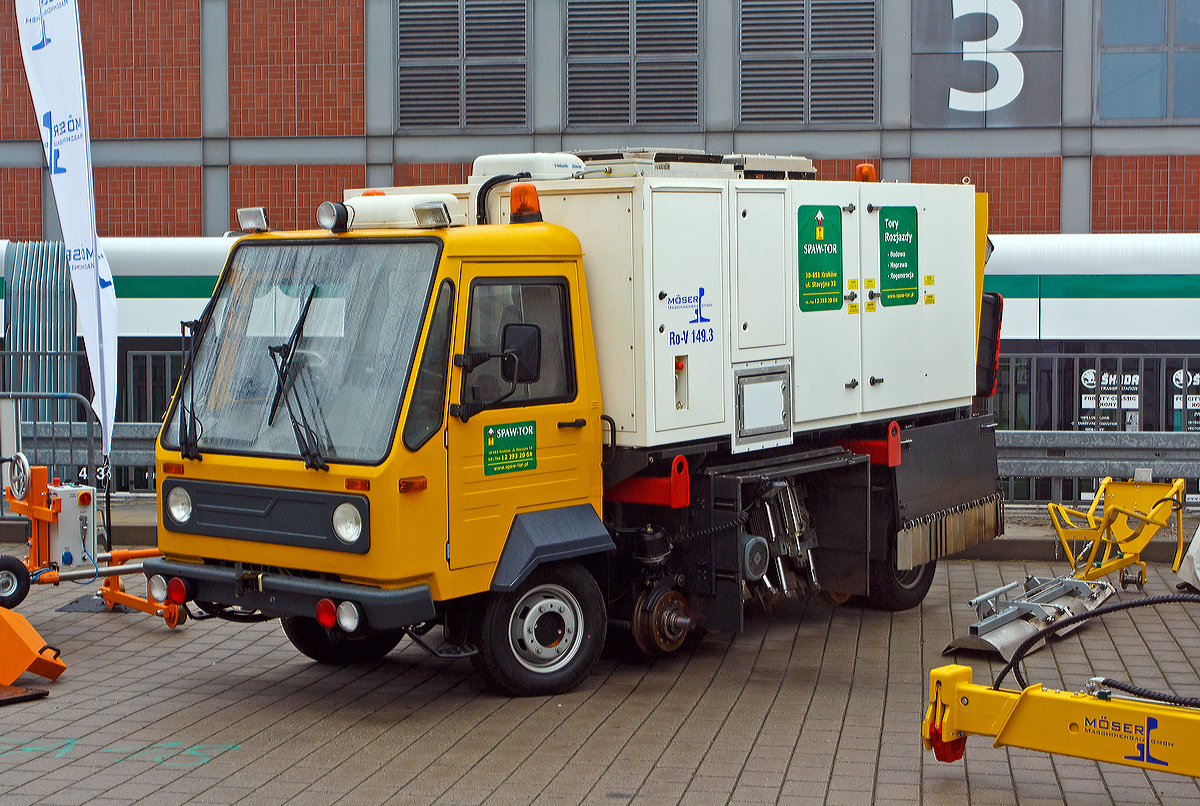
[1,542,1198,806]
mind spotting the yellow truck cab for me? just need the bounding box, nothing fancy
[148,151,1004,696]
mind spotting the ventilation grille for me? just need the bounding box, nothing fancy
[398,64,461,128]
[398,0,459,57]
[466,0,526,58]
[567,0,630,55]
[566,0,700,128]
[810,58,875,122]
[567,62,631,125]
[398,0,528,129]
[741,0,804,52]
[811,0,875,51]
[737,0,877,126]
[740,61,804,123]
[635,1,698,54]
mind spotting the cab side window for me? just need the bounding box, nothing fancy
[403,280,455,449]
[464,280,575,407]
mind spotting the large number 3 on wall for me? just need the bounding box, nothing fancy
[948,0,1025,112]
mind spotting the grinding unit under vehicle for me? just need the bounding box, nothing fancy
[145,151,1003,696]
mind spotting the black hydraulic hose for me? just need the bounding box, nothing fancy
[1098,678,1200,709]
[993,593,1200,693]
[476,172,531,225]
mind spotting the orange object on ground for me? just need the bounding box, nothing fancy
[5,465,60,570]
[0,606,67,685]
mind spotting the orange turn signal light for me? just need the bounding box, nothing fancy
[162,463,184,475]
[509,183,543,224]
[345,478,370,492]
[399,476,428,493]
[362,189,385,196]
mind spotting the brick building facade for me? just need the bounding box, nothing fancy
[0,1,1196,240]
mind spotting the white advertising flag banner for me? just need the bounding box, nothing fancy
[15,0,118,457]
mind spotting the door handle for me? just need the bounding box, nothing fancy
[867,289,879,301]
[869,376,884,386]
[845,379,859,389]
[844,291,857,302]
[557,418,587,429]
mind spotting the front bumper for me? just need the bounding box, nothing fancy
[144,557,436,630]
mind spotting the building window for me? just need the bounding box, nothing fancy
[565,1,701,129]
[397,0,528,130]
[1098,0,1200,121]
[738,0,878,126]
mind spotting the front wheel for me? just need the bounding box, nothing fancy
[473,562,606,696]
[0,555,31,609]
[867,552,936,611]
[281,617,404,664]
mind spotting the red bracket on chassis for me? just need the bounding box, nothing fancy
[604,455,690,509]
[836,420,901,467]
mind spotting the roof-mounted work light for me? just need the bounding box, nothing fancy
[236,207,270,232]
[412,201,452,229]
[317,201,350,233]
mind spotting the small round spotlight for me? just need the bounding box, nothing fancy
[317,201,350,233]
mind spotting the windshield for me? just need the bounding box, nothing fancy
[163,240,440,464]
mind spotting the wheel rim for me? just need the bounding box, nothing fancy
[0,569,17,598]
[507,583,583,674]
[892,563,926,590]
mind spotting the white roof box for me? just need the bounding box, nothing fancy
[471,153,585,180]
[343,193,467,229]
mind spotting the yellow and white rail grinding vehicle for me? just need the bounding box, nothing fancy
[145,151,1004,695]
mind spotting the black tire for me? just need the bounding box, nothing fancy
[472,562,606,696]
[0,555,31,610]
[867,550,937,612]
[281,616,404,664]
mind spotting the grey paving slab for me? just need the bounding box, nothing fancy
[1,541,1198,805]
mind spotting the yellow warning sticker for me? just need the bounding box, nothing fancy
[848,278,858,290]
[924,275,935,286]
[925,293,935,305]
[864,278,876,289]
[865,300,877,312]
[848,303,859,314]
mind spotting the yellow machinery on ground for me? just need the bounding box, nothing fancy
[925,584,1200,777]
[945,474,1188,660]
[923,663,1200,777]
[1048,476,1187,590]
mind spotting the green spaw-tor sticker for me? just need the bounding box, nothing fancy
[879,206,918,307]
[797,205,843,312]
[484,421,537,476]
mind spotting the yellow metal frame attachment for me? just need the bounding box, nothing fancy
[923,664,1200,777]
[1048,477,1186,589]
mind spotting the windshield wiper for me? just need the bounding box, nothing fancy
[266,286,329,471]
[267,285,318,426]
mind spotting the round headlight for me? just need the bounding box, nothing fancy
[167,486,193,524]
[333,502,362,544]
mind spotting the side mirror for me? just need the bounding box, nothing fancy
[500,323,541,385]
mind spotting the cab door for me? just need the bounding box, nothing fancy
[446,264,592,570]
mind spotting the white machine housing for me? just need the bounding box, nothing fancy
[353,153,981,452]
[48,483,98,568]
